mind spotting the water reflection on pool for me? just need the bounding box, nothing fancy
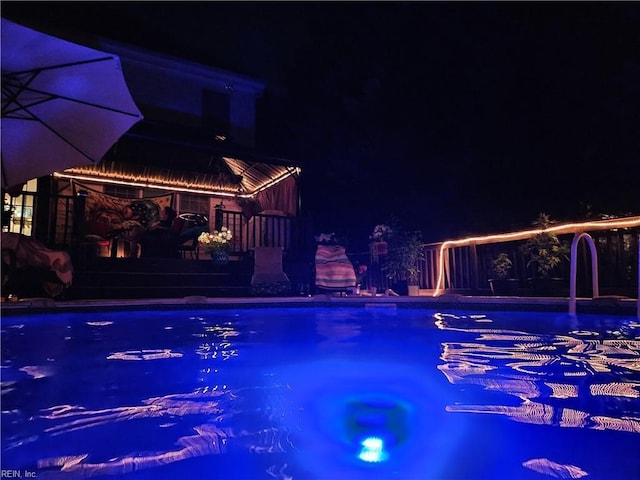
[1,307,639,479]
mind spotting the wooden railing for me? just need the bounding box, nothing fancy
[3,192,314,256]
[342,218,639,298]
[418,218,640,298]
[215,210,312,254]
[5,190,638,298]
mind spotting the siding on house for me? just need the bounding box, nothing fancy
[98,38,266,147]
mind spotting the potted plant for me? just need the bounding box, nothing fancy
[382,229,424,296]
[488,252,519,296]
[519,213,570,296]
[369,223,393,257]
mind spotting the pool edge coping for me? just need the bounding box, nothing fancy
[1,294,638,317]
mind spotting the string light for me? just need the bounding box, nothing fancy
[53,165,301,198]
[432,217,640,296]
[53,172,249,197]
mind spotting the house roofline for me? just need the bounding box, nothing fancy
[124,120,303,168]
[98,38,267,97]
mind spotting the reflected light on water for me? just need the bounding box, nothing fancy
[196,322,241,360]
[32,385,292,477]
[523,458,589,478]
[3,307,639,479]
[435,312,640,434]
[107,349,183,361]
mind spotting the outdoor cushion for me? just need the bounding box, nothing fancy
[251,246,291,296]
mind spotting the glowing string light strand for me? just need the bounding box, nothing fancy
[433,217,640,296]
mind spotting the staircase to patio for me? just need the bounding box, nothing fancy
[63,250,316,300]
[65,256,254,300]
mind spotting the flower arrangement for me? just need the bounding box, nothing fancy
[370,224,393,243]
[198,227,233,254]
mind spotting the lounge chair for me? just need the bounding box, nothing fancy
[314,244,357,294]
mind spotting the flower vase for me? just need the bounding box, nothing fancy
[210,250,229,266]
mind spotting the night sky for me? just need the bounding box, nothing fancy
[3,2,639,248]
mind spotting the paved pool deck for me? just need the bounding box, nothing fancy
[2,293,638,317]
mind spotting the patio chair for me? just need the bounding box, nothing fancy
[250,246,291,296]
[140,215,185,259]
[176,213,208,260]
[314,244,357,294]
[177,237,199,259]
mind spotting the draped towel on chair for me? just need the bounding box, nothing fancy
[315,245,356,290]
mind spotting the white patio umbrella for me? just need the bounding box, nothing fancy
[1,18,143,189]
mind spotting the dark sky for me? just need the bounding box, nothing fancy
[3,2,639,245]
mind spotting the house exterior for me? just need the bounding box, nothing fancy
[3,34,305,257]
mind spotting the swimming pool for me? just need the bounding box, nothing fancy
[1,306,639,479]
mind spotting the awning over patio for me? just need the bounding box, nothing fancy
[56,120,301,197]
[61,157,299,197]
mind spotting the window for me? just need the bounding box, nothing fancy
[3,179,37,236]
[180,193,209,216]
[103,185,139,199]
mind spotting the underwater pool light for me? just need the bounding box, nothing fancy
[358,436,388,463]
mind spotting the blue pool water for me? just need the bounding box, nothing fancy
[1,306,639,479]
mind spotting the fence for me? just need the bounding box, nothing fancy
[418,219,640,298]
[343,218,639,298]
[213,209,312,254]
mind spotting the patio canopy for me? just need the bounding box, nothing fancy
[57,120,302,197]
[61,156,300,197]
